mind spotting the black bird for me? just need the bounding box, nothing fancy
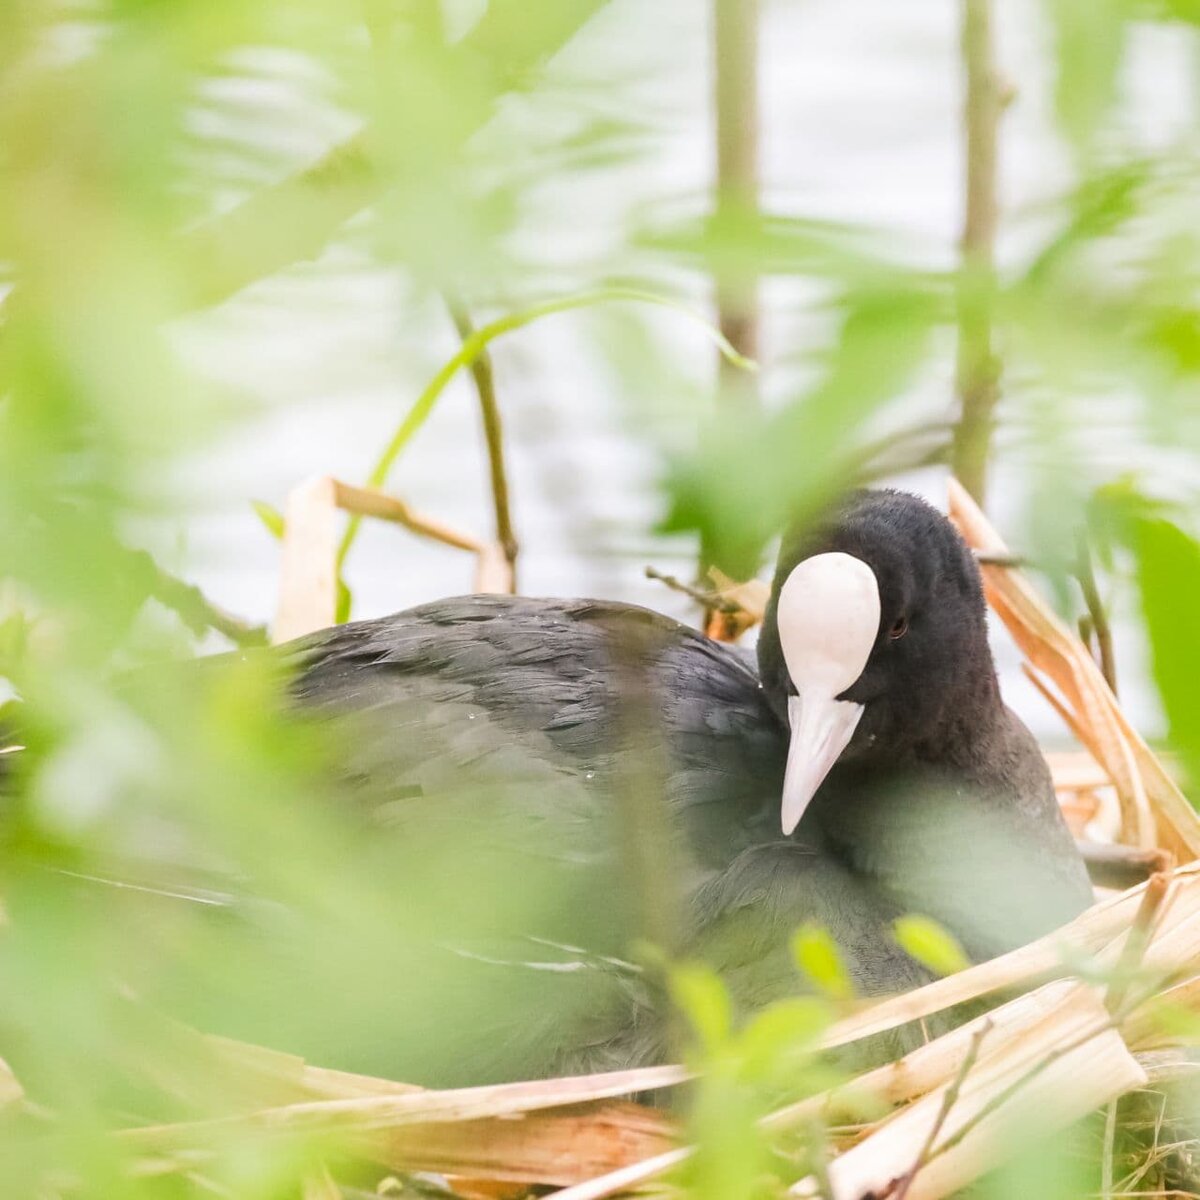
[288,489,1093,1077]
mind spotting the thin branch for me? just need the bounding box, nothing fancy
[950,0,1002,503]
[131,549,267,647]
[855,420,955,482]
[337,288,754,571]
[974,550,1028,568]
[446,299,519,586]
[921,1014,1120,1172]
[1104,870,1169,1016]
[890,1020,992,1200]
[1076,532,1119,696]
[1102,1097,1118,1200]
[1080,842,1174,891]
[644,566,742,615]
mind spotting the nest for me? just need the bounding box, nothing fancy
[5,478,1200,1200]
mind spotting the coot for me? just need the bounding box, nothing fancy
[289,489,1093,1075]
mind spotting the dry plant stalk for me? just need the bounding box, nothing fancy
[806,987,1145,1200]
[121,1063,684,1150]
[273,475,512,642]
[947,477,1200,858]
[118,863,1200,1199]
[121,1035,677,1189]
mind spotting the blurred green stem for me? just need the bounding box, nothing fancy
[712,0,761,404]
[950,0,1002,505]
[337,288,756,571]
[702,0,761,593]
[1076,532,1118,695]
[446,299,519,587]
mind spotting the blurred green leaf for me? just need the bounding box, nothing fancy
[335,576,353,624]
[1132,515,1200,781]
[251,499,286,540]
[1045,0,1130,151]
[893,914,971,977]
[670,961,733,1054]
[1135,0,1200,22]
[791,923,854,1000]
[735,996,831,1081]
[664,282,941,575]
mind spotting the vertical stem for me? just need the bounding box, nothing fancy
[1077,532,1118,696]
[712,0,761,397]
[446,299,520,588]
[951,0,1001,505]
[703,0,761,586]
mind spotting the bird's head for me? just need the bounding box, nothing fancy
[756,489,996,835]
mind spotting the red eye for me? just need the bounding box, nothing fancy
[890,615,909,640]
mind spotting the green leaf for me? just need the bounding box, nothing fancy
[1132,516,1200,781]
[1046,0,1130,151]
[251,500,286,541]
[893,915,971,977]
[735,996,831,1080]
[791,923,854,1000]
[337,287,756,572]
[1047,0,1127,134]
[336,578,353,625]
[1138,0,1200,24]
[669,962,733,1054]
[663,282,941,576]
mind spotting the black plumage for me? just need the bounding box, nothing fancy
[285,489,1093,1078]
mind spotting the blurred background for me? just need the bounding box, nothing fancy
[2,0,1200,1195]
[162,0,1199,735]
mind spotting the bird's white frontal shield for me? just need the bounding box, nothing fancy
[776,552,880,835]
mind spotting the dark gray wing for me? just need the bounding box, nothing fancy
[277,595,796,1082]
[287,594,788,872]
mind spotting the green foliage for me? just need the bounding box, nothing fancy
[251,499,286,540]
[0,0,1198,1194]
[1132,515,1200,780]
[791,922,855,1000]
[669,959,836,1200]
[893,914,972,978]
[1045,0,1131,153]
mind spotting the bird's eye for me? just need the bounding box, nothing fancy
[889,615,909,641]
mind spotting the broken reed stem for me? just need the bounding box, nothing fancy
[950,0,1002,504]
[1076,532,1118,696]
[446,298,519,586]
[1081,843,1174,891]
[1105,871,1170,1016]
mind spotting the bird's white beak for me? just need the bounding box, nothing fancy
[776,552,880,836]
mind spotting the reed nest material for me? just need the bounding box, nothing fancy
[11,477,1200,1199]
